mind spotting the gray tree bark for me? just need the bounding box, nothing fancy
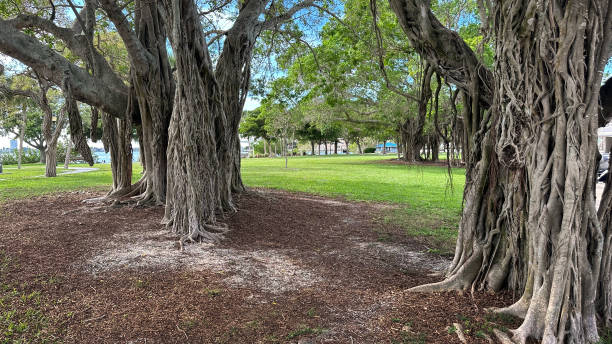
[39,82,66,177]
[389,0,612,342]
[162,0,228,243]
[64,135,71,169]
[99,0,174,204]
[17,105,25,169]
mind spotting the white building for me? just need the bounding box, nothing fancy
[598,124,612,153]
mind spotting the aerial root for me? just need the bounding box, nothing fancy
[452,322,467,343]
[408,275,468,292]
[493,328,515,344]
[489,297,530,319]
[82,196,111,204]
[178,226,226,250]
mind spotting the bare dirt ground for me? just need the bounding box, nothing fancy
[0,189,518,343]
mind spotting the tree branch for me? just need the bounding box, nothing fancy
[261,0,315,30]
[98,0,153,74]
[387,0,493,107]
[0,84,38,100]
[370,0,419,103]
[0,18,128,118]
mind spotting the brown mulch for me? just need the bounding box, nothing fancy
[0,189,517,343]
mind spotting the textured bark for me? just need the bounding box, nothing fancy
[162,0,228,243]
[17,106,25,169]
[430,135,439,162]
[39,147,45,164]
[133,1,173,205]
[45,146,57,176]
[39,84,66,177]
[400,121,412,161]
[215,1,267,204]
[412,63,434,160]
[62,76,94,166]
[90,107,100,142]
[102,111,132,197]
[390,0,611,342]
[0,18,128,118]
[64,135,71,169]
[99,0,174,204]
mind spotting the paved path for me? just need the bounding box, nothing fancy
[58,167,99,175]
[34,167,99,177]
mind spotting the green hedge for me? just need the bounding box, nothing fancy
[0,149,41,165]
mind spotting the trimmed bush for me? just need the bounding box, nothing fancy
[0,149,41,165]
[364,147,376,153]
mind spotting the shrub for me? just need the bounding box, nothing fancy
[0,149,41,165]
[364,147,376,153]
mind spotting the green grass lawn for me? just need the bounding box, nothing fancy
[0,155,465,252]
[242,155,464,211]
[0,163,143,201]
[242,155,465,253]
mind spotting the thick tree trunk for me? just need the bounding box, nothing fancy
[262,139,266,156]
[310,140,315,155]
[18,107,25,169]
[45,146,57,177]
[413,64,433,161]
[162,0,227,244]
[40,83,65,178]
[404,1,610,342]
[128,1,173,205]
[382,140,386,155]
[230,134,245,193]
[215,10,262,201]
[431,135,439,162]
[400,121,413,162]
[334,140,338,154]
[64,136,71,169]
[102,112,132,197]
[62,77,94,166]
[324,141,328,155]
[396,137,401,159]
[99,0,173,204]
[356,138,362,154]
[136,125,145,170]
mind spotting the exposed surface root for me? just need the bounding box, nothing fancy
[178,223,229,247]
[493,329,514,344]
